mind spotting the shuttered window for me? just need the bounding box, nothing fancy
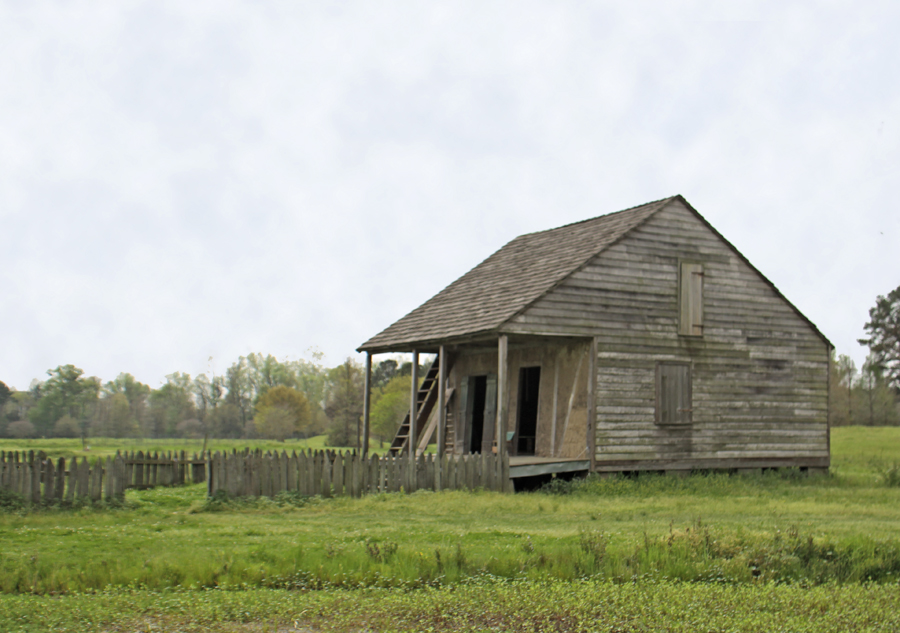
[679,262,704,336]
[656,363,692,425]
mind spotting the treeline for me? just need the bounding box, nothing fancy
[0,353,429,446]
[829,352,900,426]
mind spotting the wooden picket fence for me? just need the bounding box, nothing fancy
[1,449,515,506]
[117,450,208,489]
[207,449,513,498]
[0,450,207,505]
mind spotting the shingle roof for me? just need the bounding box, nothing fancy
[358,196,677,353]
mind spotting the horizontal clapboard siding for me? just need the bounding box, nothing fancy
[505,199,829,469]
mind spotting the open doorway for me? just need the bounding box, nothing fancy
[468,375,487,453]
[516,366,541,456]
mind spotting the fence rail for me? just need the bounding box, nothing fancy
[0,450,206,505]
[207,449,513,498]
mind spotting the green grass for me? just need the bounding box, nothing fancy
[1,427,899,629]
[0,435,404,462]
[831,425,900,482]
[2,581,900,632]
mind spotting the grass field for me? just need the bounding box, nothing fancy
[0,434,400,461]
[1,426,899,631]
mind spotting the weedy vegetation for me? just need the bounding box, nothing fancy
[1,426,899,631]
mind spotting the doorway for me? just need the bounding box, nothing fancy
[516,366,541,456]
[468,375,487,453]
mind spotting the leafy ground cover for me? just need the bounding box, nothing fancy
[1,427,898,630]
[2,581,900,632]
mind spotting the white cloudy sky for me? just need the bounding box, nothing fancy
[1,1,898,390]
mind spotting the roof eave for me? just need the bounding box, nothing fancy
[356,328,501,355]
[672,195,833,349]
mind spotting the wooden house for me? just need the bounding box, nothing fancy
[357,195,831,480]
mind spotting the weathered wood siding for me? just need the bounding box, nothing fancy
[448,340,591,459]
[502,199,829,470]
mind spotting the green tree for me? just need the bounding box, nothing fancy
[858,355,899,426]
[224,358,253,430]
[829,351,899,426]
[246,353,298,401]
[193,374,224,416]
[287,351,330,437]
[0,380,11,410]
[53,415,81,438]
[325,358,364,447]
[370,374,412,446]
[371,359,398,391]
[92,393,140,437]
[859,284,900,393]
[103,373,150,434]
[148,373,196,437]
[254,385,311,441]
[830,353,858,426]
[28,365,100,438]
[206,403,244,438]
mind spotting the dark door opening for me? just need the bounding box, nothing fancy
[469,375,487,453]
[516,366,541,456]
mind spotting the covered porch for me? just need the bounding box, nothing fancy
[358,332,597,489]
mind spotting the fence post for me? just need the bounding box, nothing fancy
[78,458,91,499]
[205,452,214,497]
[43,459,55,503]
[52,458,63,501]
[333,452,344,497]
[91,460,103,500]
[102,457,112,499]
[21,461,32,506]
[64,457,76,503]
[31,455,42,504]
[309,450,317,496]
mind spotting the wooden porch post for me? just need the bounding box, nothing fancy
[409,350,419,480]
[362,352,372,458]
[497,335,509,463]
[437,345,447,490]
[587,338,597,472]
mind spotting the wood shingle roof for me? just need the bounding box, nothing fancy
[358,196,677,353]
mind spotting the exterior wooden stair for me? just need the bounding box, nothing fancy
[389,353,453,456]
[415,386,455,457]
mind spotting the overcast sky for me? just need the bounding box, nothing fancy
[2,1,898,390]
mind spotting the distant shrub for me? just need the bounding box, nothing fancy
[53,415,81,438]
[6,420,35,439]
[176,419,205,439]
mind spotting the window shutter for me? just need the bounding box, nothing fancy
[656,363,692,425]
[679,262,704,336]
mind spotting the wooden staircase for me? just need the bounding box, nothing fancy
[388,353,453,456]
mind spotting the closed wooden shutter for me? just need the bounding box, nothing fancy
[656,363,692,425]
[679,262,704,336]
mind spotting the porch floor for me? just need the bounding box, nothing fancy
[508,456,590,479]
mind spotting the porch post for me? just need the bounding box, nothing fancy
[437,345,447,490]
[362,352,372,458]
[409,350,419,475]
[497,334,509,463]
[587,338,597,472]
